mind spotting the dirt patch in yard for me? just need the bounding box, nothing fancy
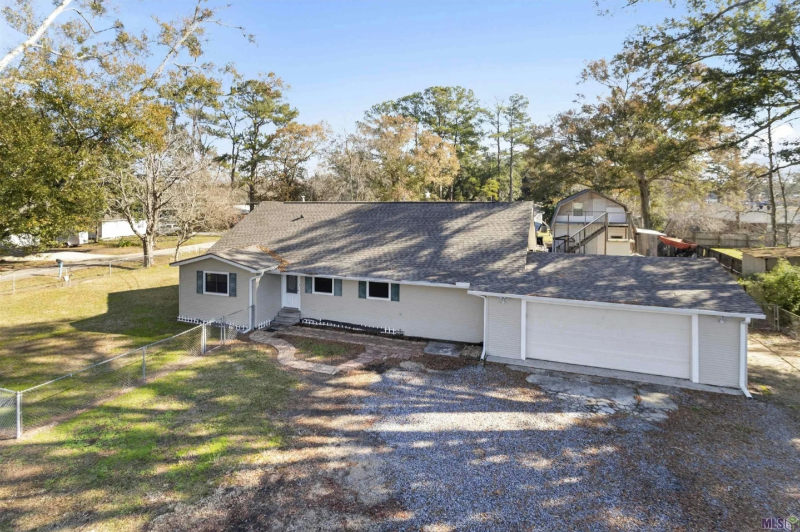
[619,390,800,531]
[366,352,478,373]
[274,334,365,365]
[748,331,800,421]
[149,364,394,532]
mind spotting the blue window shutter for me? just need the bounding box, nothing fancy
[229,273,237,297]
[334,278,342,296]
[197,271,204,294]
[305,276,312,293]
[391,283,400,302]
[358,281,367,299]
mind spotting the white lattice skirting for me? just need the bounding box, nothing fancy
[177,316,250,332]
[301,318,402,335]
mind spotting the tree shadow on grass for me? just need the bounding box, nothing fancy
[0,286,187,391]
[0,344,297,532]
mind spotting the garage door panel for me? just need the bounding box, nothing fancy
[526,302,691,379]
[540,322,691,349]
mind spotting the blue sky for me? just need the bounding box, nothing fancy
[123,0,675,131]
[3,0,678,131]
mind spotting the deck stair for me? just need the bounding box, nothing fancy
[554,212,609,254]
[565,224,606,253]
[270,308,301,330]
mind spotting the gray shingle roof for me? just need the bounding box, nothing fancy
[212,245,280,271]
[471,252,764,316]
[207,201,763,316]
[171,245,279,272]
[210,201,533,285]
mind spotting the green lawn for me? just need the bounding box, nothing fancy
[711,247,744,260]
[0,264,191,390]
[0,344,297,532]
[81,234,220,256]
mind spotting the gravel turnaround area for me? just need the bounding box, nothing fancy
[362,364,685,531]
[149,349,800,532]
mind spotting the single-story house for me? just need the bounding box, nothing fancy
[96,218,146,240]
[742,247,800,276]
[171,201,765,395]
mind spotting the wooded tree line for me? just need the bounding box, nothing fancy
[0,0,330,261]
[2,0,800,261]
[314,0,800,246]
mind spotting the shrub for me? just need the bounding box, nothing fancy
[117,238,134,248]
[755,259,800,314]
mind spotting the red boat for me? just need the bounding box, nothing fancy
[658,236,697,250]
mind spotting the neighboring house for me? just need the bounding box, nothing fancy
[171,201,764,394]
[550,190,635,255]
[664,204,800,247]
[59,232,89,247]
[97,218,146,240]
[742,247,800,275]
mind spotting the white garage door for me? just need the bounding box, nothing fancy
[526,302,691,379]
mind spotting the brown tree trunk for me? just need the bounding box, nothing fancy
[142,234,155,268]
[249,183,256,212]
[778,171,790,246]
[637,171,652,229]
[508,141,514,203]
[766,112,779,246]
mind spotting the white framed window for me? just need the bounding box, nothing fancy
[367,281,390,301]
[313,276,334,295]
[204,271,229,296]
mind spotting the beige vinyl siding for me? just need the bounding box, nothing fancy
[300,280,483,343]
[485,296,521,358]
[179,258,252,327]
[256,273,282,324]
[698,315,741,387]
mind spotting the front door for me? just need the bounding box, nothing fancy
[282,274,301,309]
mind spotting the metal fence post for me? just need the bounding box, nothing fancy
[16,392,21,439]
[775,304,780,332]
[221,318,226,346]
[142,347,146,382]
[201,323,207,354]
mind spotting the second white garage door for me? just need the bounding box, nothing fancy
[526,302,692,379]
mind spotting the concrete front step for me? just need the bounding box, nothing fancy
[273,316,300,326]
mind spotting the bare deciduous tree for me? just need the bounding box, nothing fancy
[106,126,207,266]
[171,172,238,260]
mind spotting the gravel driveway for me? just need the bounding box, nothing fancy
[152,349,800,532]
[362,363,684,531]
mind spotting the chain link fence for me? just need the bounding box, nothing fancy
[0,304,257,440]
[0,245,209,296]
[0,389,17,440]
[0,320,239,440]
[748,301,800,338]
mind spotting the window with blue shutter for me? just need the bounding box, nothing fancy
[197,271,203,294]
[334,278,342,296]
[228,273,237,297]
[391,283,400,302]
[305,276,312,293]
[358,281,367,299]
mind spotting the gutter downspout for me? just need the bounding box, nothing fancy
[469,294,489,363]
[740,318,752,398]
